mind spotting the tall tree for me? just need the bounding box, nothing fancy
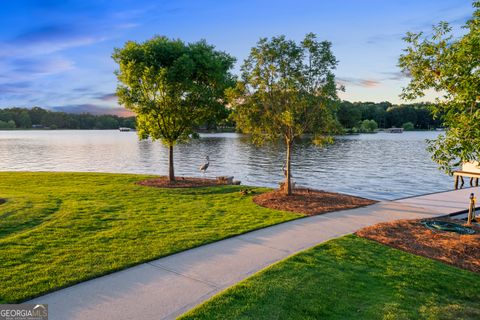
[337,101,361,129]
[17,111,31,128]
[229,33,340,195]
[399,1,480,173]
[113,36,235,181]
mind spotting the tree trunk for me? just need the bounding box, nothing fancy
[168,144,175,182]
[285,139,292,196]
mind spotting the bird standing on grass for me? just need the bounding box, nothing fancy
[200,156,210,173]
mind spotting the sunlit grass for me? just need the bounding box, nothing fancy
[0,172,300,303]
[181,235,480,320]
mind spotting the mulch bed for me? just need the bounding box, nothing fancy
[356,218,480,273]
[253,188,377,216]
[137,176,231,188]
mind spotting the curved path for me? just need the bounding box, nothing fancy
[29,187,478,320]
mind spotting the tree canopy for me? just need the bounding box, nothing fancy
[113,36,235,181]
[399,1,480,173]
[229,33,340,194]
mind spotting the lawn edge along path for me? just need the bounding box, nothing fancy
[179,235,480,320]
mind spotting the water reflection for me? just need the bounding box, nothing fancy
[0,130,452,200]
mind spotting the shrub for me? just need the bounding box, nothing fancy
[402,122,414,131]
[360,119,378,132]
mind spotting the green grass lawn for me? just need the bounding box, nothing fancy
[0,172,300,303]
[180,235,480,320]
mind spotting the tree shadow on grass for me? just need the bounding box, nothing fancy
[172,185,246,196]
[134,178,271,196]
[0,198,63,239]
[169,185,270,197]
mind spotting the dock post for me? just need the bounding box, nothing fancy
[467,193,476,226]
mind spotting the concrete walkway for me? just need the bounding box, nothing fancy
[29,187,479,320]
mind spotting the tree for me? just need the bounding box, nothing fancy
[229,33,340,195]
[386,105,417,128]
[402,122,414,131]
[337,101,361,128]
[95,115,119,129]
[113,36,235,181]
[360,119,378,132]
[414,105,435,129]
[0,120,15,129]
[28,107,47,125]
[399,1,480,173]
[17,111,31,128]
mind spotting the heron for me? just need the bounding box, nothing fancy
[200,156,210,173]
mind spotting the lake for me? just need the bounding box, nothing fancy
[0,130,453,200]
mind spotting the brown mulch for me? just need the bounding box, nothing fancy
[253,188,377,216]
[137,176,231,188]
[356,218,480,273]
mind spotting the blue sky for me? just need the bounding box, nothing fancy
[0,0,474,115]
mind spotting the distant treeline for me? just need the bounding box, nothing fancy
[0,107,136,129]
[337,101,442,131]
[0,102,442,131]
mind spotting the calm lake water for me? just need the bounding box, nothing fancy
[0,130,453,200]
